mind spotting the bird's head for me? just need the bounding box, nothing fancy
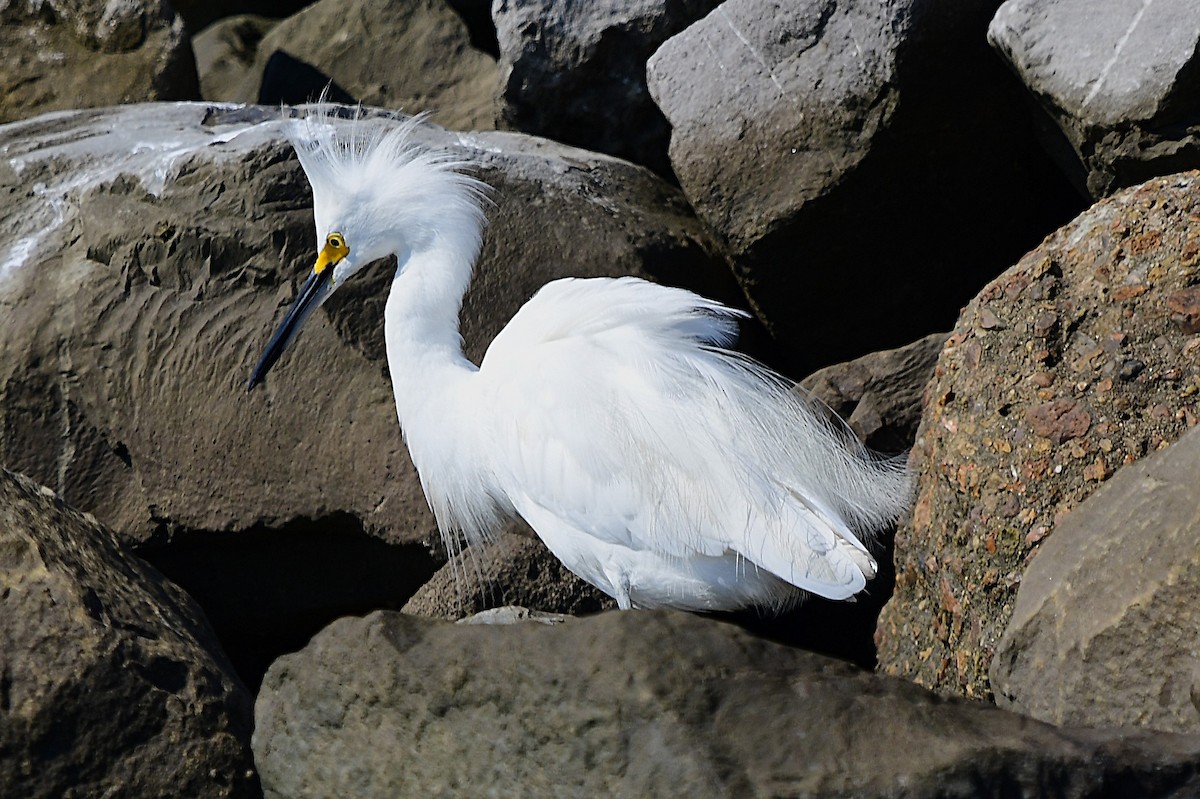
[247,106,486,391]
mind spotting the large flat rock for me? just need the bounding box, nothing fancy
[254,609,1200,799]
[992,424,1200,733]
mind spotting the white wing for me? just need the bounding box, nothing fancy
[472,277,909,602]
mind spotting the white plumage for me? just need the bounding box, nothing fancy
[249,107,911,611]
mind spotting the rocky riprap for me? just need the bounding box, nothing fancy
[2,0,1200,797]
[875,171,1200,700]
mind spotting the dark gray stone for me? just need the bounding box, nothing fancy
[989,0,1200,198]
[0,468,257,799]
[254,609,1200,799]
[647,0,1083,372]
[992,424,1200,733]
[492,0,722,175]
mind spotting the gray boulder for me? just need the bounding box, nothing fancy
[0,0,199,123]
[254,609,1200,799]
[217,0,501,131]
[0,468,256,799]
[492,0,722,176]
[989,0,1200,198]
[992,424,1200,733]
[0,101,726,683]
[647,0,1082,371]
[876,171,1200,699]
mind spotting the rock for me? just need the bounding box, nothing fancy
[876,171,1200,699]
[989,0,1200,199]
[172,0,313,34]
[193,14,278,102]
[254,609,1200,799]
[217,0,500,131]
[0,102,726,682]
[0,468,256,799]
[991,425,1200,733]
[457,605,568,625]
[800,332,948,454]
[647,0,1083,372]
[492,0,721,176]
[402,531,615,619]
[0,0,199,122]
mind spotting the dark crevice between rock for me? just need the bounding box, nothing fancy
[712,526,898,671]
[137,513,440,692]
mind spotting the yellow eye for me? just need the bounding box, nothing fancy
[328,234,344,249]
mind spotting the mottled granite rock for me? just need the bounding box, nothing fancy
[877,171,1200,699]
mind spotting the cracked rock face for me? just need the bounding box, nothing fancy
[876,171,1200,700]
[989,0,1200,198]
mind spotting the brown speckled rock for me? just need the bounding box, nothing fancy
[876,171,1200,700]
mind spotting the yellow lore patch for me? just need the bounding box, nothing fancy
[313,232,350,275]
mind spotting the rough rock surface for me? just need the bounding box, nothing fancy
[0,468,257,799]
[989,0,1200,198]
[218,0,500,130]
[402,531,615,619]
[0,102,726,681]
[0,0,200,122]
[493,0,721,176]
[876,171,1200,699]
[991,424,1200,733]
[647,0,1083,372]
[800,332,947,454]
[254,609,1200,799]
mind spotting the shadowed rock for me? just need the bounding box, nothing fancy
[0,468,257,799]
[493,0,722,176]
[647,0,1083,372]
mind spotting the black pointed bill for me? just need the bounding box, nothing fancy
[247,265,335,391]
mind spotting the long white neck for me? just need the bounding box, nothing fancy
[384,238,478,426]
[383,235,506,546]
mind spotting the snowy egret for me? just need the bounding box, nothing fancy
[249,107,910,611]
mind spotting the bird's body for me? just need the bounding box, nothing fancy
[250,108,910,611]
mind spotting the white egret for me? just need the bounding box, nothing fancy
[248,107,910,612]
